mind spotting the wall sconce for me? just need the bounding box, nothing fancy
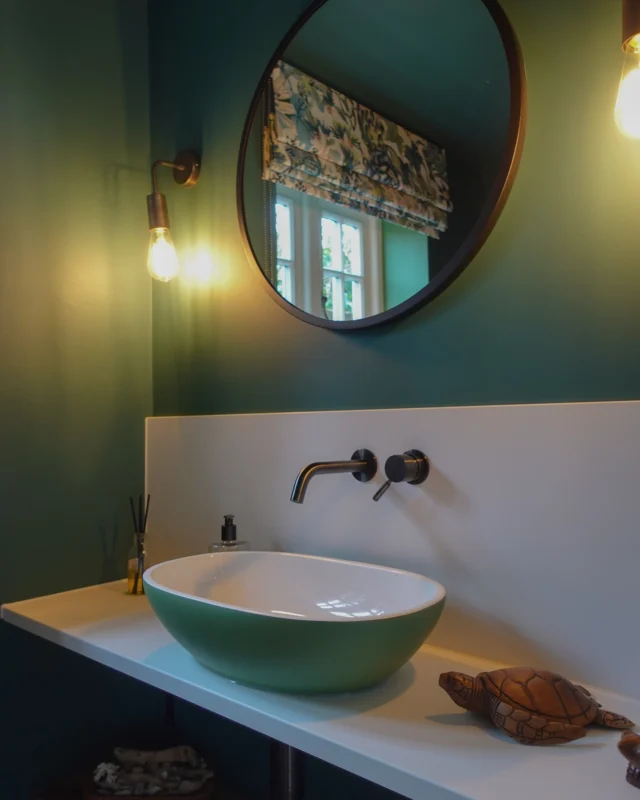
[616,0,640,137]
[147,150,200,282]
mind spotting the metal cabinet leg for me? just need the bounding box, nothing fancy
[269,740,304,800]
[164,692,176,727]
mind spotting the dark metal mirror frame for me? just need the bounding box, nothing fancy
[237,0,527,330]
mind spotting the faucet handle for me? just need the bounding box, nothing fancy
[372,450,430,501]
[385,449,430,485]
[372,480,393,501]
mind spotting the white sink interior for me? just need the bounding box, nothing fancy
[145,551,446,621]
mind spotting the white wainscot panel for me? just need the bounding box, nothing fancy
[146,402,640,698]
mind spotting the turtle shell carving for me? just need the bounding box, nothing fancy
[439,666,635,745]
[482,667,597,726]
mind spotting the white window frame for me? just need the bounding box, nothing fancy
[274,197,297,306]
[275,187,384,320]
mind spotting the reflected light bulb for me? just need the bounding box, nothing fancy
[147,228,180,282]
[616,34,640,138]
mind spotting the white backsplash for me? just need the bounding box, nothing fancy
[146,402,640,698]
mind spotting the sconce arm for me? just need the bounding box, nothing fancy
[150,150,201,193]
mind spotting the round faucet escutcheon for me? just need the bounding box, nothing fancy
[351,448,378,483]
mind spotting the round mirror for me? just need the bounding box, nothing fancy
[237,0,525,329]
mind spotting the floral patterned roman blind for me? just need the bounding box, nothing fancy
[263,61,452,238]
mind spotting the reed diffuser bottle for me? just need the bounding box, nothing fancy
[127,534,146,595]
[128,494,150,595]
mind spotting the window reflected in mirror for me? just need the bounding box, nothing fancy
[273,188,431,321]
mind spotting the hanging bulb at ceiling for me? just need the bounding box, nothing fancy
[616,0,640,137]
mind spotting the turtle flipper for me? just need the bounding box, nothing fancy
[489,699,586,745]
[595,707,635,729]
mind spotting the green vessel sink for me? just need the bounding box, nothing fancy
[144,551,445,694]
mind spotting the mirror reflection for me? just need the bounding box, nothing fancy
[240,0,518,325]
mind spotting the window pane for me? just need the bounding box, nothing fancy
[342,223,362,276]
[275,202,292,261]
[277,263,294,303]
[344,278,363,321]
[323,274,344,320]
[321,217,341,272]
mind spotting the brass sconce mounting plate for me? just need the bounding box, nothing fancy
[172,149,200,187]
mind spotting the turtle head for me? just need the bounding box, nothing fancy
[439,671,485,712]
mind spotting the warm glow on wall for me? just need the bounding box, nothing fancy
[183,249,214,285]
[183,249,228,287]
[146,151,200,282]
[616,0,640,137]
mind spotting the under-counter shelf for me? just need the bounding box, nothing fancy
[38,781,248,800]
[4,581,639,800]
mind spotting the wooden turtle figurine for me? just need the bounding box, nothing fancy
[439,667,635,745]
[619,731,640,788]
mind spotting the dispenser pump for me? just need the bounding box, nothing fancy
[209,514,249,553]
[222,514,237,542]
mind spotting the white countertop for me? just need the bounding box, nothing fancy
[3,581,638,800]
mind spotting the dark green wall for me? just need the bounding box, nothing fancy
[151,0,640,417]
[0,1,158,796]
[0,0,152,604]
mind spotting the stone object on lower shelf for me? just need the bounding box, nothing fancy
[90,745,213,796]
[83,778,215,799]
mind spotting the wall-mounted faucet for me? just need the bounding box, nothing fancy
[290,449,377,504]
[372,449,430,501]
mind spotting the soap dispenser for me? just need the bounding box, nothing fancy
[209,514,249,553]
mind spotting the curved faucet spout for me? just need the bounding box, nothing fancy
[290,450,377,504]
